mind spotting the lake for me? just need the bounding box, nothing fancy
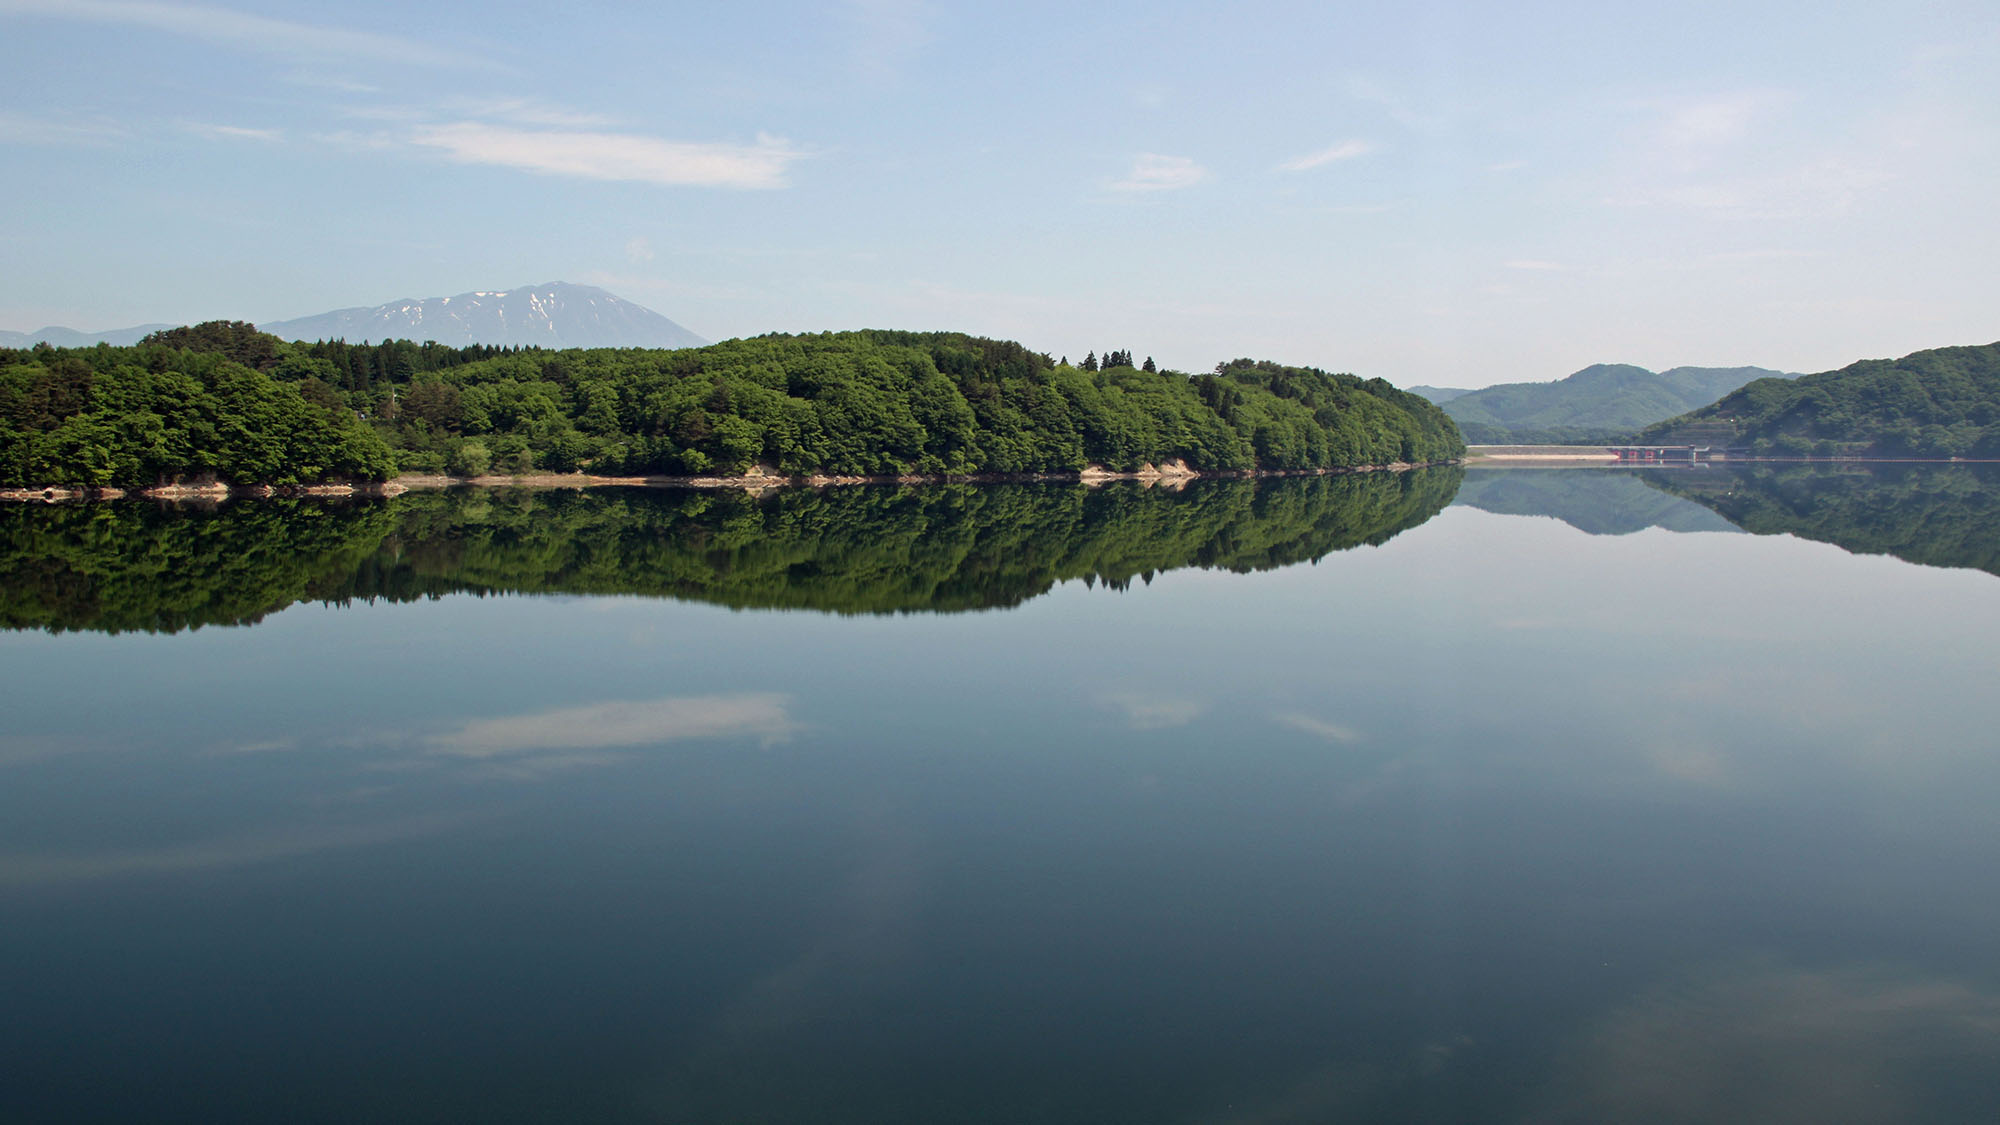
[4,465,1999,1123]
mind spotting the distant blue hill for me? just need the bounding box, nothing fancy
[1408,385,1475,404]
[0,324,174,348]
[1438,363,1792,443]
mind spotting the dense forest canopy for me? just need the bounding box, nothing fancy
[0,471,1463,632]
[0,339,394,488]
[1638,342,2000,457]
[1,325,1462,488]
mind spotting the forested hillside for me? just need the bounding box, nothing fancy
[0,338,394,488]
[1442,363,1780,443]
[1637,343,2000,457]
[1,325,1461,488]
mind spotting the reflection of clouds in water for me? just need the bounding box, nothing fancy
[1643,742,1730,786]
[1101,691,1205,730]
[425,692,799,757]
[1273,712,1364,744]
[1199,1035,1476,1124]
[0,812,471,888]
[708,823,921,1042]
[0,694,799,887]
[1531,961,2000,1123]
[1200,1059,1383,1123]
[0,733,105,766]
[206,735,301,756]
[637,809,927,1117]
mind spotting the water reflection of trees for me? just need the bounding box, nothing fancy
[1,468,1462,633]
[1642,464,2000,577]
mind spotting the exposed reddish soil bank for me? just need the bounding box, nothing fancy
[3,458,1452,502]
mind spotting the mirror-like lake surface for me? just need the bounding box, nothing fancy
[5,466,1999,1123]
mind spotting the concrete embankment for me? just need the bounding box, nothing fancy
[1464,445,1617,463]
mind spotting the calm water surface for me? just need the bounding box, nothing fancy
[3,467,1999,1123]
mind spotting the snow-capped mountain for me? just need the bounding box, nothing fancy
[259,282,708,348]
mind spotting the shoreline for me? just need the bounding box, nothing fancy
[1462,446,2000,467]
[1,459,1445,503]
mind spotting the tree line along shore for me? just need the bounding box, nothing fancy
[0,322,1464,495]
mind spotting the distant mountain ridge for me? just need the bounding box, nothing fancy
[1439,364,1790,443]
[259,282,707,349]
[0,324,174,348]
[1408,385,1475,403]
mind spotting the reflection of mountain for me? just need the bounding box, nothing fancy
[2,469,1462,633]
[1642,464,2000,577]
[1452,469,1741,536]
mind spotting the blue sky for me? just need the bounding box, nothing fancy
[2,0,1996,386]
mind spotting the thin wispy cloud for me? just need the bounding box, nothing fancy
[1601,88,1892,220]
[182,121,283,142]
[441,96,615,129]
[1346,74,1445,131]
[1277,139,1374,172]
[0,110,128,146]
[283,71,381,94]
[410,123,804,189]
[0,0,486,68]
[1108,153,1207,192]
[1610,158,1891,220]
[843,0,932,81]
[311,129,402,153]
[1505,259,1568,271]
[1652,91,1787,150]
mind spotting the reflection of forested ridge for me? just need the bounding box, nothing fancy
[2,500,401,633]
[1642,464,2000,576]
[1,469,1461,632]
[1452,469,1741,536]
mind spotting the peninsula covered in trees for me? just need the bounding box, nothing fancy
[0,323,1462,491]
